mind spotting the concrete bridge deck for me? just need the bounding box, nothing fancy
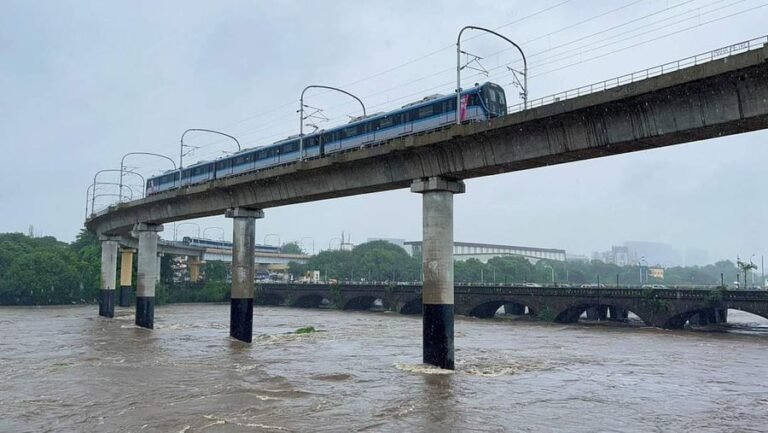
[256,283,768,329]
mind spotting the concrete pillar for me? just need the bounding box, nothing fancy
[119,248,134,307]
[156,254,163,283]
[133,223,163,329]
[585,307,599,321]
[187,256,203,282]
[598,305,608,321]
[98,236,120,318]
[411,177,465,370]
[226,207,264,342]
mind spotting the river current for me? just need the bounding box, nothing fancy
[1,304,767,432]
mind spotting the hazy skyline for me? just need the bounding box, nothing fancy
[1,0,767,262]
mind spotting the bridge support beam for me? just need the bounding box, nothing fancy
[133,223,163,329]
[98,236,120,318]
[226,207,264,343]
[119,248,134,307]
[412,177,465,370]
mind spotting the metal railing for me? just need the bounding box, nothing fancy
[508,35,768,113]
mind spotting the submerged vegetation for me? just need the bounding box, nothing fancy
[293,326,318,334]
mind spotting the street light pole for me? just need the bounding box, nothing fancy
[179,129,241,171]
[543,263,554,285]
[90,169,145,217]
[119,152,176,201]
[174,222,201,241]
[202,226,225,242]
[264,233,280,247]
[328,237,341,250]
[300,237,315,255]
[456,25,527,125]
[299,85,366,162]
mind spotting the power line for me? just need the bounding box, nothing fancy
[185,0,668,152]
[178,1,763,166]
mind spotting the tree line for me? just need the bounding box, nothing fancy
[0,230,101,305]
[0,231,750,306]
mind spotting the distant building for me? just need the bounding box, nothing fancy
[593,246,632,265]
[566,253,590,263]
[612,246,630,266]
[405,241,566,263]
[648,266,665,279]
[624,241,682,267]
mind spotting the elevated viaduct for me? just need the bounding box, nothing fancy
[87,37,768,368]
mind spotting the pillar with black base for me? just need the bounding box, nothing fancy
[412,177,465,370]
[119,248,134,307]
[226,207,264,343]
[98,236,120,318]
[133,223,163,329]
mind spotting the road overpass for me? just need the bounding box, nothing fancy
[88,37,768,369]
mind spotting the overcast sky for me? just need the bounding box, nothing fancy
[1,0,766,263]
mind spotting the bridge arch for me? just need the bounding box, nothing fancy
[467,299,536,319]
[255,292,285,306]
[664,305,768,329]
[397,297,422,315]
[291,293,329,309]
[342,295,378,311]
[553,302,650,326]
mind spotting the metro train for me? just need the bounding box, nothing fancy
[181,236,281,254]
[146,82,508,195]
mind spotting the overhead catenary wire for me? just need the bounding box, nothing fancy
[179,1,763,164]
[190,0,710,151]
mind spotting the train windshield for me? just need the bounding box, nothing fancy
[481,84,508,118]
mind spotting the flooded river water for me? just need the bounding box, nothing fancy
[1,304,767,432]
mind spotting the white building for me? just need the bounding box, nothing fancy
[405,241,566,263]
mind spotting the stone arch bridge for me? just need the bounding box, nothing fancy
[256,283,768,329]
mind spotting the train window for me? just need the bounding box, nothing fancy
[344,126,356,138]
[418,105,433,119]
[497,89,506,105]
[379,116,393,129]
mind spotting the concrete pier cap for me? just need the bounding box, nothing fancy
[410,177,466,194]
[225,207,264,219]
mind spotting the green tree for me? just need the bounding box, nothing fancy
[350,241,419,282]
[281,242,304,255]
[455,258,486,283]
